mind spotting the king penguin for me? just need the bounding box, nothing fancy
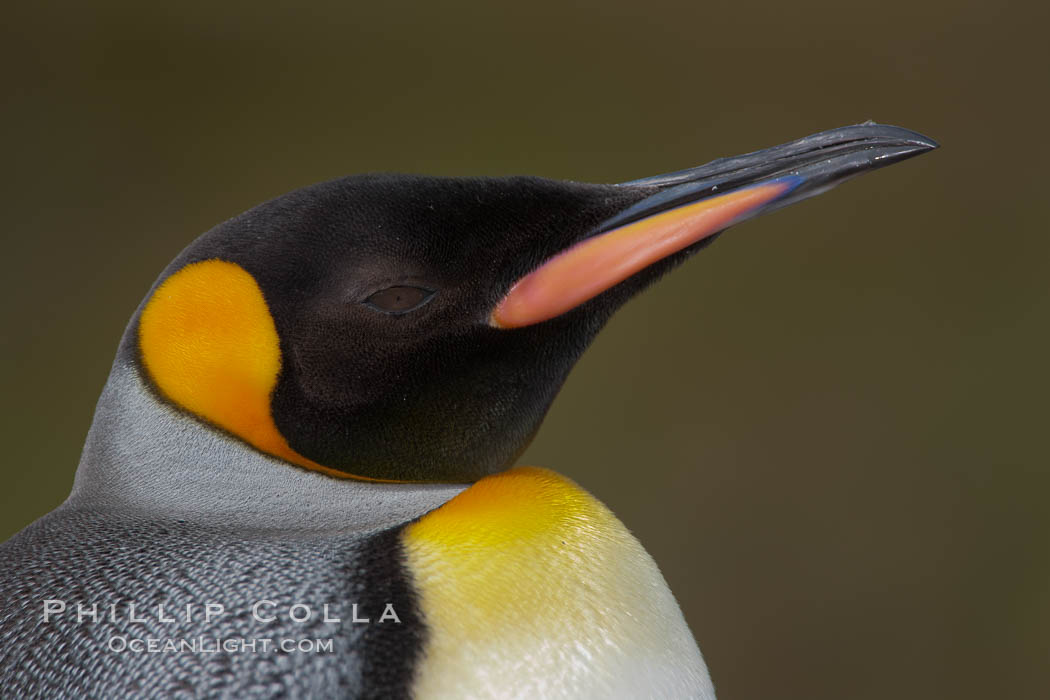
[0,123,935,699]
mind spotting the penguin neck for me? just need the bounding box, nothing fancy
[69,358,466,533]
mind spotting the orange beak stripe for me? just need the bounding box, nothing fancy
[490,180,796,329]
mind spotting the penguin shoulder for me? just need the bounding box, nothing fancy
[402,466,713,699]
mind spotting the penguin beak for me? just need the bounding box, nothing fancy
[490,123,938,329]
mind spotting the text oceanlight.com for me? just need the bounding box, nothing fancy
[107,636,335,654]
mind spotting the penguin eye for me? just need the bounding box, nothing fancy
[362,285,435,315]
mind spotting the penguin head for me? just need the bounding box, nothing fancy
[134,124,936,483]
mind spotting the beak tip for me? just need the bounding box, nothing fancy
[861,119,938,149]
[870,122,940,152]
[906,134,940,153]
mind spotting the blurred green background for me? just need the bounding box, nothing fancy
[2,1,1047,698]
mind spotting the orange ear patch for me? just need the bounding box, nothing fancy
[138,259,345,477]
